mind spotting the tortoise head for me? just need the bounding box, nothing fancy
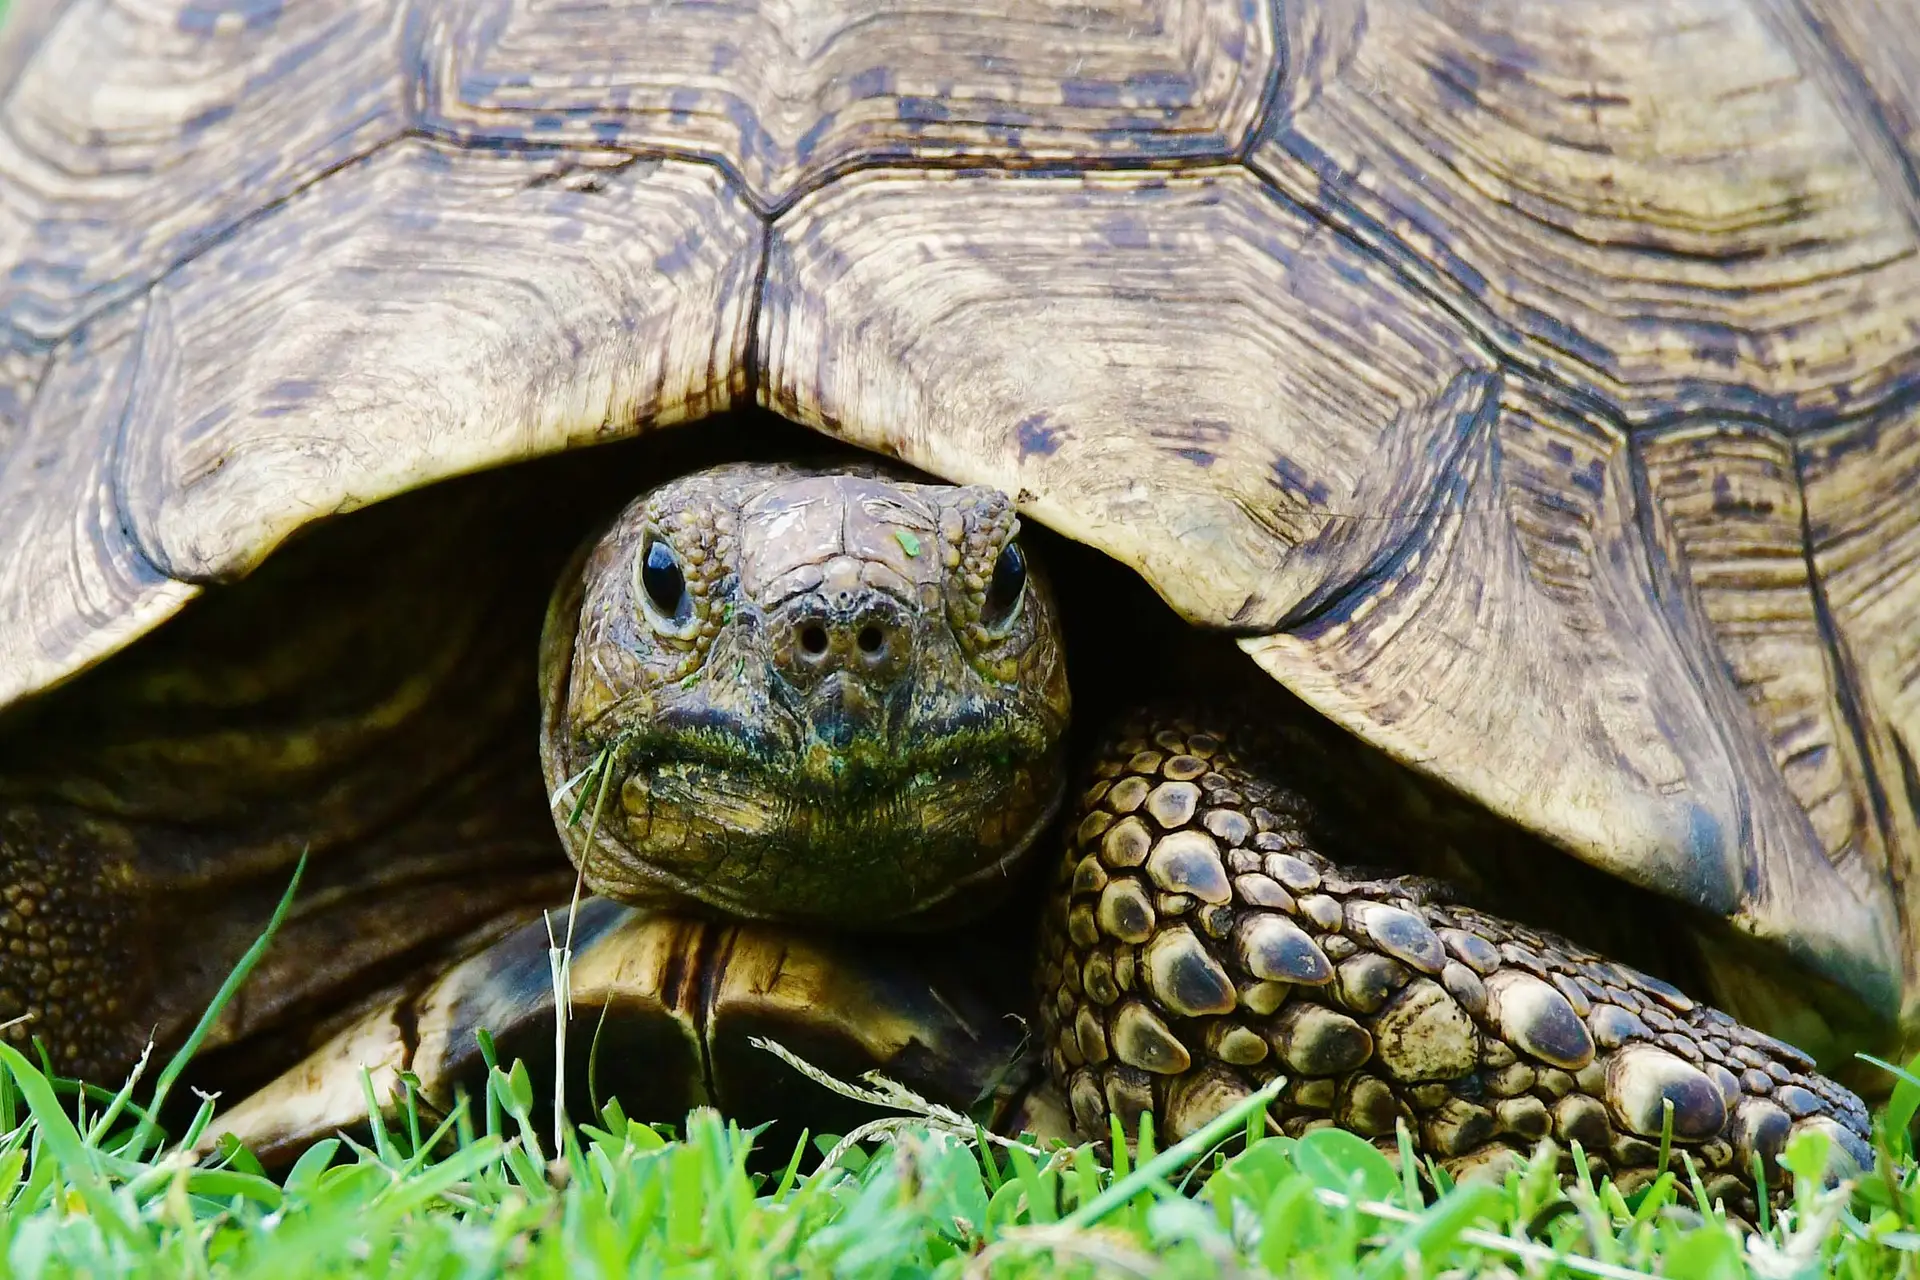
[539,462,1071,926]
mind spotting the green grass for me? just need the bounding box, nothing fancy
[0,1034,1918,1277]
[1,865,1919,1277]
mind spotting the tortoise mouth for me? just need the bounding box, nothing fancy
[599,779,1063,928]
[553,705,1069,927]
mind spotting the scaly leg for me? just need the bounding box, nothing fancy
[1036,714,1873,1214]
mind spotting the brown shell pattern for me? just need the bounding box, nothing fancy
[0,0,1916,1048]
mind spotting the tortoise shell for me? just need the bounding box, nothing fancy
[0,0,1915,1044]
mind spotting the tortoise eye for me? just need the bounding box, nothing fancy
[637,537,693,632]
[981,540,1026,630]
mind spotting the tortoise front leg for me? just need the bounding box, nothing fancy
[1036,716,1874,1213]
[207,900,1065,1165]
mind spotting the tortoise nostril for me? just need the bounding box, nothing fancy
[779,599,909,687]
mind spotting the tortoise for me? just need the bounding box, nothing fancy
[0,0,1913,1205]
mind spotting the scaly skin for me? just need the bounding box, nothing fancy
[1037,713,1873,1214]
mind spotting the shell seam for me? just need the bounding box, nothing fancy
[1788,448,1900,915]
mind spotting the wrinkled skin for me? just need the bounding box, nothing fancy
[539,463,1071,927]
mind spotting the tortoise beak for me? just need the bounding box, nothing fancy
[797,672,888,753]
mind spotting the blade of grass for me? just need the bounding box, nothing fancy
[129,851,307,1162]
[1862,1052,1920,1149]
[551,735,619,1159]
[283,1137,341,1197]
[85,1039,152,1145]
[772,1127,810,1201]
[358,1068,401,1168]
[1061,1076,1283,1228]
[1355,1182,1503,1280]
[1657,1097,1675,1181]
[1306,1185,1659,1280]
[367,1135,509,1216]
[1396,1117,1421,1208]
[0,1042,150,1253]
